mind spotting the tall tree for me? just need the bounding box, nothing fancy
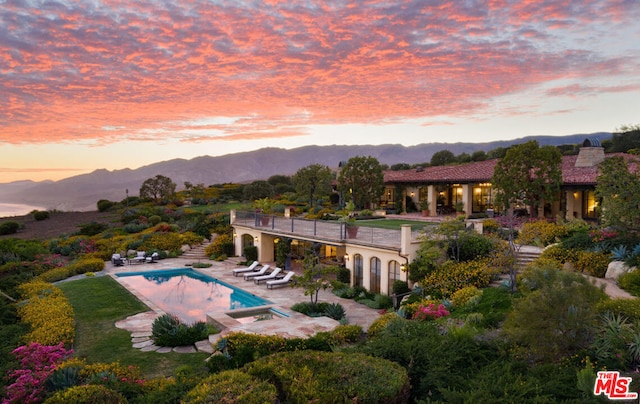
[430,150,456,166]
[242,180,274,201]
[337,156,384,209]
[492,141,562,217]
[292,164,333,208]
[595,155,640,233]
[139,175,176,203]
[608,124,640,153]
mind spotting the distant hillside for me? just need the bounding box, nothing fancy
[0,133,610,211]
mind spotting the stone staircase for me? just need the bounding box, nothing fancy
[515,246,543,268]
[181,240,211,261]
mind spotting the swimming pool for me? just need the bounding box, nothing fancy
[116,268,271,323]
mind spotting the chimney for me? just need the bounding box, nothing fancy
[575,138,605,167]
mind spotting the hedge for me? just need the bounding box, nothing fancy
[17,281,75,345]
[44,384,126,403]
[182,370,277,403]
[246,351,410,403]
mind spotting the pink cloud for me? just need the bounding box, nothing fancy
[0,0,638,145]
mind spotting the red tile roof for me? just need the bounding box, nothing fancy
[384,153,640,186]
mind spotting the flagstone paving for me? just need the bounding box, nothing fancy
[107,255,382,354]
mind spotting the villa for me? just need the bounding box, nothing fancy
[231,139,637,296]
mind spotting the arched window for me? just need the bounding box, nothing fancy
[388,260,401,295]
[370,257,381,293]
[354,254,363,287]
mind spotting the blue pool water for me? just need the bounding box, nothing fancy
[116,268,271,323]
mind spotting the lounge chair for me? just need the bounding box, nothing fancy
[253,267,282,284]
[243,264,270,280]
[266,271,295,289]
[130,251,146,264]
[145,252,159,263]
[232,261,260,276]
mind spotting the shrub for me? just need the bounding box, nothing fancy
[329,324,363,344]
[142,232,184,252]
[243,245,258,262]
[148,215,162,225]
[96,199,115,212]
[538,244,580,266]
[17,281,75,345]
[67,257,104,275]
[412,303,450,321]
[451,285,482,308]
[368,312,404,339]
[0,221,20,235]
[456,232,496,261]
[183,370,277,403]
[618,270,640,297]
[205,233,234,258]
[77,222,108,236]
[44,384,126,403]
[574,250,610,277]
[596,298,640,321]
[36,267,72,283]
[421,259,494,299]
[392,280,411,296]
[336,266,351,283]
[245,351,410,403]
[33,210,50,221]
[323,303,345,320]
[151,313,209,347]
[4,342,73,404]
[518,220,568,246]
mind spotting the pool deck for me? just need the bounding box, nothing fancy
[103,257,382,352]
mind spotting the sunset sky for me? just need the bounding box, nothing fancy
[1,1,639,183]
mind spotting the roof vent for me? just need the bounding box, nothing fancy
[415,166,424,172]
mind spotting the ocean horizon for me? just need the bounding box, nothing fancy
[0,203,46,218]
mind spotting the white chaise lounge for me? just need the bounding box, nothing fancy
[243,265,270,280]
[266,271,295,289]
[232,261,260,276]
[253,267,282,284]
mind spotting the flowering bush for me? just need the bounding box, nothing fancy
[517,219,568,247]
[412,303,451,321]
[421,259,494,299]
[3,342,73,404]
[451,285,482,308]
[574,250,610,277]
[66,257,104,275]
[17,281,75,345]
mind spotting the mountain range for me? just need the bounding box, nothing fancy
[0,133,611,212]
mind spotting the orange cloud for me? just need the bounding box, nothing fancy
[0,0,638,145]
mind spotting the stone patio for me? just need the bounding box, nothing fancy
[105,256,382,353]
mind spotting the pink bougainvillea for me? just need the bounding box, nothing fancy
[412,303,451,321]
[3,342,73,404]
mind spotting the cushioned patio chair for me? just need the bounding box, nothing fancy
[130,251,146,264]
[266,271,295,289]
[232,261,260,276]
[253,267,282,284]
[111,253,126,266]
[243,264,270,280]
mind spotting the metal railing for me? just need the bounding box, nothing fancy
[232,211,420,249]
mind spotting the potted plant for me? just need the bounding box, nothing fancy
[455,201,465,216]
[254,197,275,226]
[342,201,358,238]
[419,199,431,217]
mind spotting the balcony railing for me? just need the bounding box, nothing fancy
[232,211,423,249]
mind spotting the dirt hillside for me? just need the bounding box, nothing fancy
[0,211,120,240]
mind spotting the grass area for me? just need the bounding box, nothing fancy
[356,218,437,231]
[58,276,210,378]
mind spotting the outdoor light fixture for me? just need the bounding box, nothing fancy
[254,236,259,243]
[400,264,406,271]
[344,254,349,261]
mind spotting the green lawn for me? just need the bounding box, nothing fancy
[57,276,210,378]
[356,218,437,231]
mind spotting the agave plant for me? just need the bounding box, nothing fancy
[324,302,346,321]
[611,245,629,261]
